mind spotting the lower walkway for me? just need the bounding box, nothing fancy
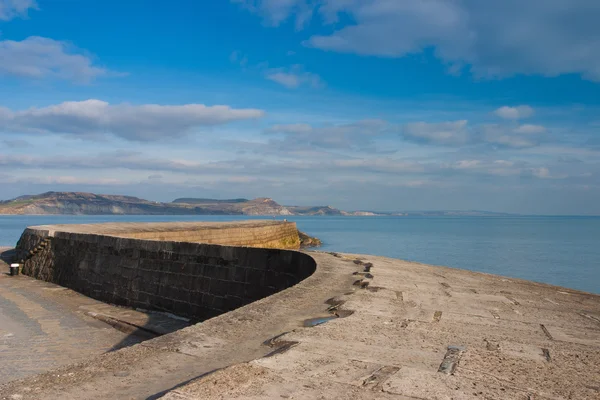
[0,248,188,385]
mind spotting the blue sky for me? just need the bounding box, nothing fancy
[1,0,599,214]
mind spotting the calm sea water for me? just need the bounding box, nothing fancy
[0,215,598,294]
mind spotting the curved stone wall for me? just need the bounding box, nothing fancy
[18,220,301,249]
[16,226,316,321]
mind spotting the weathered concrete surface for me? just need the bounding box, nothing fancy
[0,254,189,385]
[22,220,301,249]
[1,251,599,399]
[15,225,315,321]
[163,254,600,400]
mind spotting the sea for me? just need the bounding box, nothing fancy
[0,215,598,294]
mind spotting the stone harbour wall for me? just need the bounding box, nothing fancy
[16,227,316,321]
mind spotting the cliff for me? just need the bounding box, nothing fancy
[0,192,337,216]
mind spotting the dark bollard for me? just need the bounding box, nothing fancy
[10,263,20,276]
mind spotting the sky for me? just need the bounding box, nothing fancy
[0,0,599,215]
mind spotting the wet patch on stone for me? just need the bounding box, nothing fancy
[263,341,298,358]
[325,297,345,306]
[262,331,299,357]
[325,297,346,312]
[542,348,551,362]
[262,332,291,347]
[438,345,466,375]
[361,366,400,391]
[303,308,355,328]
[334,310,354,318]
[353,279,370,289]
[303,316,338,327]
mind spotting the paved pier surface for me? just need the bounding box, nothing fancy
[25,220,301,249]
[27,220,287,235]
[0,248,189,385]
[1,251,598,399]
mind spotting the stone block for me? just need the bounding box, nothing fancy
[199,277,211,292]
[202,293,215,306]
[228,281,246,298]
[210,279,229,296]
[231,266,246,282]
[225,296,244,311]
[211,296,226,311]
[246,268,264,286]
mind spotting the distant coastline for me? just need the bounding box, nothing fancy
[0,191,517,217]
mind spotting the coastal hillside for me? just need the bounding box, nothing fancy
[0,192,336,216]
[0,192,515,216]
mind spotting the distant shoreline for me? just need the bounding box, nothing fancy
[0,191,520,217]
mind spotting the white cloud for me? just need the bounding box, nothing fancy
[514,124,546,134]
[0,37,112,82]
[0,0,36,21]
[333,158,424,173]
[236,0,600,81]
[2,139,29,148]
[266,119,390,150]
[0,99,265,141]
[403,120,470,146]
[532,167,551,179]
[402,117,547,148]
[266,72,301,88]
[265,65,322,89]
[445,159,569,180]
[480,124,547,148]
[267,123,313,134]
[229,50,248,67]
[494,105,534,120]
[228,51,322,89]
[233,0,313,28]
